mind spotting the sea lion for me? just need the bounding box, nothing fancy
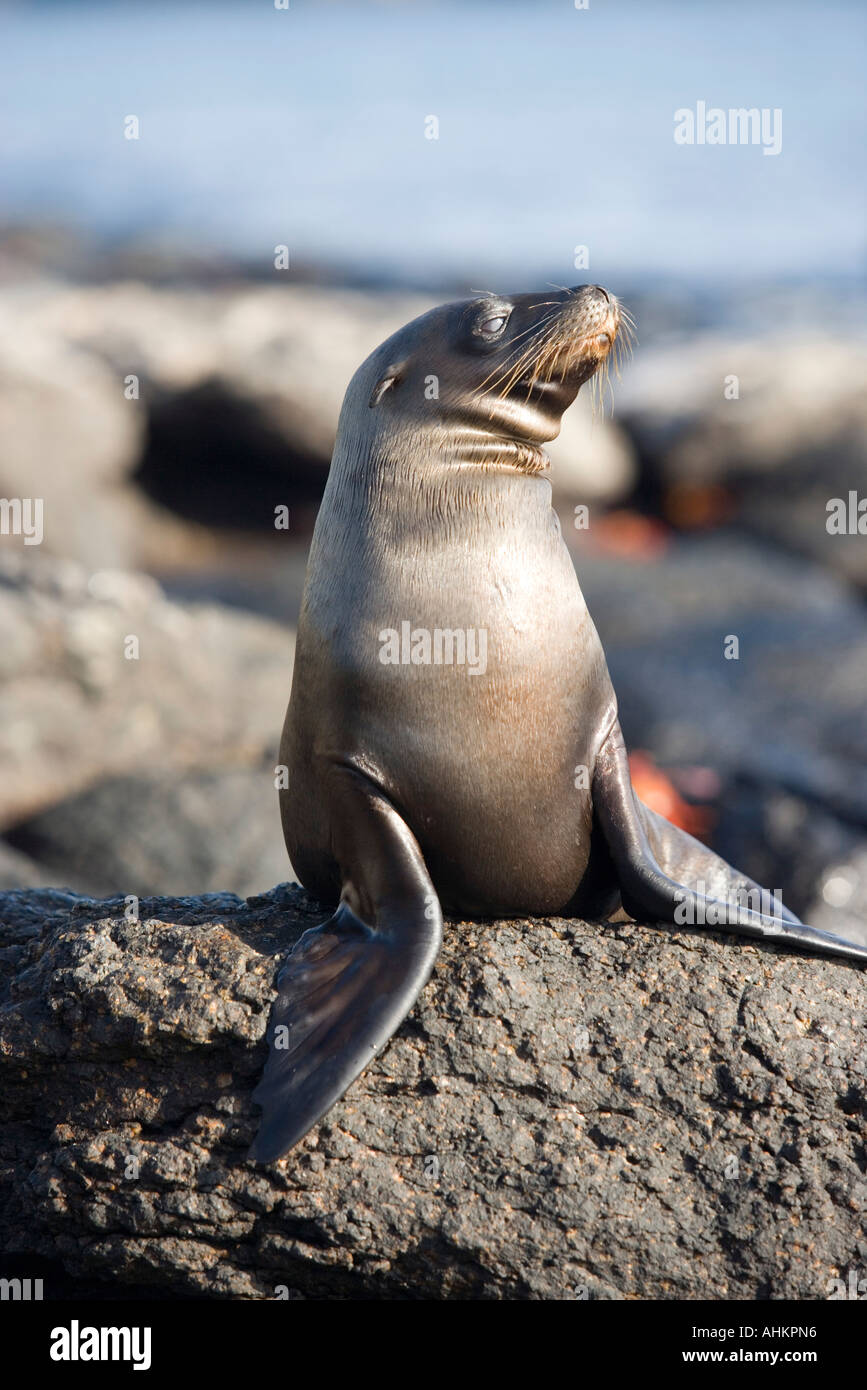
[250,284,867,1163]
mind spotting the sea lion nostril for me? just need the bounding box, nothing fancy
[565,284,614,315]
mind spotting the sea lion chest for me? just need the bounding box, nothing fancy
[289,471,615,912]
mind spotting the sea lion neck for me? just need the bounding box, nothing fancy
[322,429,557,547]
[438,424,551,475]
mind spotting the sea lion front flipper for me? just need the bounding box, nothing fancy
[250,767,443,1162]
[593,721,867,963]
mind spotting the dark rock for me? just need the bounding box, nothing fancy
[133,378,327,531]
[575,532,867,932]
[616,332,867,588]
[4,768,289,901]
[1,884,864,1300]
[0,840,55,890]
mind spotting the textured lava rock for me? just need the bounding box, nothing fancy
[1,884,864,1300]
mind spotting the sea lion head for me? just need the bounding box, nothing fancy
[343,284,630,475]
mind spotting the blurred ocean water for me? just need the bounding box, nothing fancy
[0,0,864,289]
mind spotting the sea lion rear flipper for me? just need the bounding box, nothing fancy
[593,722,867,963]
[250,767,443,1162]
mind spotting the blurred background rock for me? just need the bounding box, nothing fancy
[0,0,865,943]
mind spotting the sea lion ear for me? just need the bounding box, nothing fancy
[368,363,406,407]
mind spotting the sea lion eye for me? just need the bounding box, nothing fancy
[462,300,512,351]
[479,314,508,338]
[596,332,611,348]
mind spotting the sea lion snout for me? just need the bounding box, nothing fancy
[495,285,623,419]
[556,284,621,361]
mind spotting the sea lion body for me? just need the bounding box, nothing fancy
[283,465,612,916]
[252,286,867,1163]
[282,292,618,917]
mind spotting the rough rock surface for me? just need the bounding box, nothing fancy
[1,884,864,1300]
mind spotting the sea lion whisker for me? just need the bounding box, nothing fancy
[483,317,563,398]
[589,370,601,420]
[605,362,617,415]
[498,321,566,399]
[477,312,562,394]
[484,339,551,398]
[487,298,622,400]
